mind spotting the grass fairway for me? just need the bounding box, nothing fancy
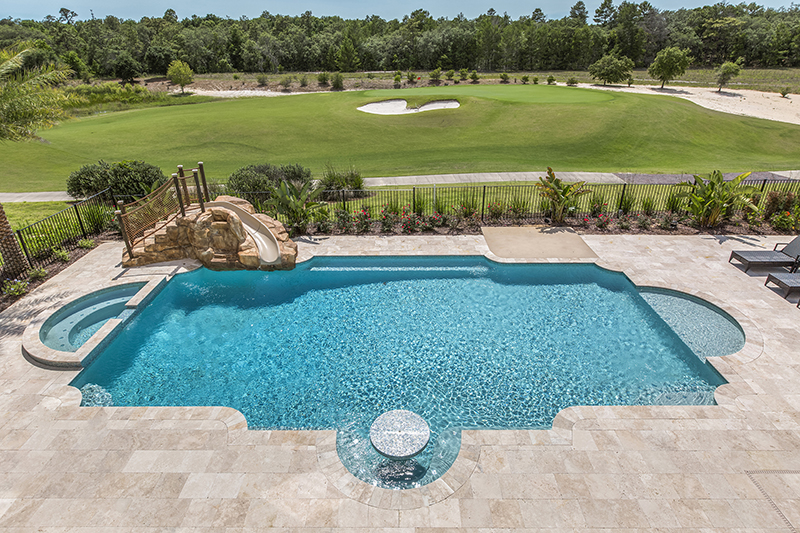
[2,84,800,192]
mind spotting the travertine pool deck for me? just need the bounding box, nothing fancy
[2,233,800,530]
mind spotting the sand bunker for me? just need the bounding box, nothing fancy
[357,99,460,115]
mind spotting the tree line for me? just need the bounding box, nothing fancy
[1,1,800,79]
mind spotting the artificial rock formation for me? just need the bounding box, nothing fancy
[122,196,297,271]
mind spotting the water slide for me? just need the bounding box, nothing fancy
[205,201,281,266]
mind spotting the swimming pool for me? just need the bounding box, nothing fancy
[71,256,730,488]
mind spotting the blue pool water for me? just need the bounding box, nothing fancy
[71,256,728,488]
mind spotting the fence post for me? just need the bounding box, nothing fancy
[618,183,627,215]
[173,174,186,217]
[761,178,767,192]
[177,165,191,204]
[193,170,205,213]
[413,187,416,214]
[481,186,486,222]
[117,200,126,215]
[198,162,210,201]
[108,188,117,207]
[341,190,347,212]
[73,204,87,238]
[116,210,134,259]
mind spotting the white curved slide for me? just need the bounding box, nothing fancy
[205,201,281,265]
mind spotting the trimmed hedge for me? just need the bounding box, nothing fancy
[66,160,167,198]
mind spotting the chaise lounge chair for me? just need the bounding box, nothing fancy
[729,237,800,272]
[765,272,800,298]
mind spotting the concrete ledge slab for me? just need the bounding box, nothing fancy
[481,226,599,260]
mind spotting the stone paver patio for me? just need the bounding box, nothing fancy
[1,233,799,530]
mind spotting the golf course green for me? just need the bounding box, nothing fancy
[3,84,800,192]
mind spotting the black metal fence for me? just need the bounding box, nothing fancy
[228,178,800,223]
[0,189,117,280]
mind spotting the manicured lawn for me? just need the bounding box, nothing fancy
[3,202,73,229]
[2,84,800,192]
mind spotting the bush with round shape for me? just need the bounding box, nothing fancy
[66,160,167,198]
[226,163,312,205]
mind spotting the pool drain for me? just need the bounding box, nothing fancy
[369,409,430,460]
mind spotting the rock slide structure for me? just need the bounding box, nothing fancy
[122,195,297,271]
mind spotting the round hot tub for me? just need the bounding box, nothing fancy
[40,283,146,352]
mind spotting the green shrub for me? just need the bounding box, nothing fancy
[637,215,651,229]
[618,194,634,214]
[279,75,293,88]
[413,197,427,216]
[299,75,308,87]
[666,193,684,213]
[547,75,556,85]
[331,72,344,90]
[28,267,47,280]
[508,196,528,219]
[499,72,510,83]
[257,74,269,86]
[590,192,606,216]
[406,71,417,84]
[63,82,163,107]
[319,164,365,200]
[659,216,673,230]
[618,216,631,230]
[445,69,455,80]
[459,68,469,80]
[771,210,797,231]
[433,196,449,216]
[385,197,403,215]
[641,197,656,216]
[379,207,398,232]
[77,238,96,249]
[2,278,28,296]
[394,74,402,86]
[226,163,312,205]
[532,76,539,84]
[317,72,330,85]
[764,190,796,219]
[334,209,351,232]
[521,75,530,84]
[566,77,578,86]
[67,160,167,198]
[429,68,442,83]
[469,70,480,83]
[52,247,70,262]
[313,211,332,233]
[486,202,506,220]
[781,87,791,98]
[596,213,612,228]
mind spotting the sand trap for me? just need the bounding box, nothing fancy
[578,83,800,126]
[357,99,460,115]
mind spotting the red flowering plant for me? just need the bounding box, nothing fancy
[379,204,398,232]
[595,213,612,229]
[400,205,417,233]
[352,206,372,233]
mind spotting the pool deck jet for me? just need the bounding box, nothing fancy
[0,232,799,530]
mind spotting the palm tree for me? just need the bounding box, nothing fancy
[0,43,71,278]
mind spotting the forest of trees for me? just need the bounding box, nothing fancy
[2,2,800,78]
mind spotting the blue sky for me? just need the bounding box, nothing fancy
[4,0,793,22]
